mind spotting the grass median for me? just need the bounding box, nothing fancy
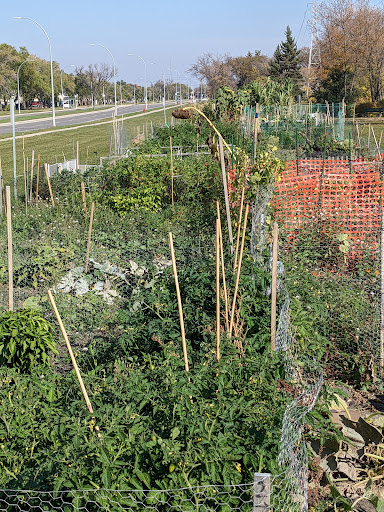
[0,107,171,188]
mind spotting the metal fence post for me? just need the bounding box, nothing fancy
[253,473,270,512]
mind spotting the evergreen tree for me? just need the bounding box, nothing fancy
[269,26,303,94]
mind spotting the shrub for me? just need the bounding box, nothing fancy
[0,309,57,372]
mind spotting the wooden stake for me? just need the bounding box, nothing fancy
[271,222,279,352]
[0,158,3,218]
[84,202,95,273]
[23,148,27,213]
[252,103,259,165]
[170,132,174,208]
[44,164,55,206]
[29,150,34,203]
[47,290,101,437]
[371,125,381,159]
[229,203,249,337]
[1,177,5,218]
[76,141,79,170]
[35,154,40,201]
[380,209,384,376]
[169,232,189,373]
[218,136,234,253]
[216,201,229,332]
[216,218,221,361]
[234,187,245,271]
[6,186,13,311]
[81,182,87,214]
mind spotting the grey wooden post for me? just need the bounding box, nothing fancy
[253,473,270,512]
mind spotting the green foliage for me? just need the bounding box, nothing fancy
[269,26,303,95]
[0,345,287,492]
[0,309,57,372]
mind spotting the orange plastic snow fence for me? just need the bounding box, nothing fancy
[272,157,384,254]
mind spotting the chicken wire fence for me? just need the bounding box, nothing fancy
[250,181,323,512]
[0,472,302,512]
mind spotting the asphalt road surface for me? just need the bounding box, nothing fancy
[0,103,172,135]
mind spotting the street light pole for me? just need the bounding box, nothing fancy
[14,17,56,126]
[90,43,117,116]
[128,54,147,111]
[60,64,75,110]
[151,62,166,104]
[17,59,31,114]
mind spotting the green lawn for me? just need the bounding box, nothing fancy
[0,107,172,188]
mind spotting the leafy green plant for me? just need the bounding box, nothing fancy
[0,309,57,372]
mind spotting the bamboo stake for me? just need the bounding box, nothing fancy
[216,201,229,332]
[76,141,79,170]
[356,123,361,148]
[6,186,13,311]
[229,203,249,337]
[44,164,55,206]
[23,147,27,213]
[218,136,234,253]
[35,154,40,201]
[84,202,95,273]
[216,218,221,361]
[252,103,259,165]
[271,222,279,352]
[0,158,3,218]
[29,150,34,203]
[233,187,245,271]
[371,125,381,159]
[170,132,174,208]
[81,182,87,214]
[1,177,5,217]
[47,290,101,437]
[380,209,384,376]
[169,232,189,373]
[379,131,383,150]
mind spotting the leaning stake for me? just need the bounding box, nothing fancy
[229,203,249,337]
[216,201,229,332]
[84,202,95,273]
[6,186,13,311]
[169,232,189,372]
[44,164,55,206]
[234,187,245,271]
[271,222,279,352]
[47,290,101,437]
[218,137,234,253]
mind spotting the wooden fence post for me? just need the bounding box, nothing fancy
[253,473,271,512]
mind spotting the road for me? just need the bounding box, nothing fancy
[0,103,172,135]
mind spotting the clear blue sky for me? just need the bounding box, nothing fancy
[2,0,312,88]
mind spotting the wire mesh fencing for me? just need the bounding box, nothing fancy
[0,472,303,512]
[250,181,324,512]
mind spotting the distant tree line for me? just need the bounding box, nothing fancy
[190,0,384,105]
[0,44,191,110]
